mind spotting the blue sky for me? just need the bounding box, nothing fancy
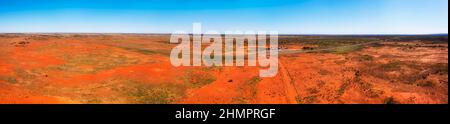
[0,0,448,34]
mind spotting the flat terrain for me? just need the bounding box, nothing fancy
[0,34,447,104]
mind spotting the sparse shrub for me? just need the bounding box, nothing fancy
[355,54,374,62]
[416,80,434,87]
[302,95,317,104]
[0,76,17,84]
[318,69,331,75]
[246,76,262,96]
[247,76,262,85]
[321,45,364,54]
[364,60,443,88]
[233,76,263,103]
[383,97,396,104]
[337,81,350,96]
[302,46,315,50]
[295,96,303,104]
[130,86,173,104]
[118,46,170,56]
[184,70,216,88]
[430,63,448,75]
[123,82,184,104]
[30,36,48,41]
[52,52,141,74]
[334,60,347,65]
[306,87,319,94]
[379,61,402,72]
[334,45,364,54]
[367,42,385,47]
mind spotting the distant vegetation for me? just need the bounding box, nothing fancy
[278,35,447,54]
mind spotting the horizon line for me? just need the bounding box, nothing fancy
[0,32,448,36]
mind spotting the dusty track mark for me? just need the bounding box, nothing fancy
[278,59,299,104]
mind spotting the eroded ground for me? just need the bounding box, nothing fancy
[0,34,447,104]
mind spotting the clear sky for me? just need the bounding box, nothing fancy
[0,0,448,34]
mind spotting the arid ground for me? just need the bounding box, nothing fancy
[0,34,447,104]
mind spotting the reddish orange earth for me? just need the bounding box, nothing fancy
[0,34,447,104]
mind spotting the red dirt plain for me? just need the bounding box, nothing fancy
[0,34,447,104]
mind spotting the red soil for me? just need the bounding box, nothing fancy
[0,34,447,104]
